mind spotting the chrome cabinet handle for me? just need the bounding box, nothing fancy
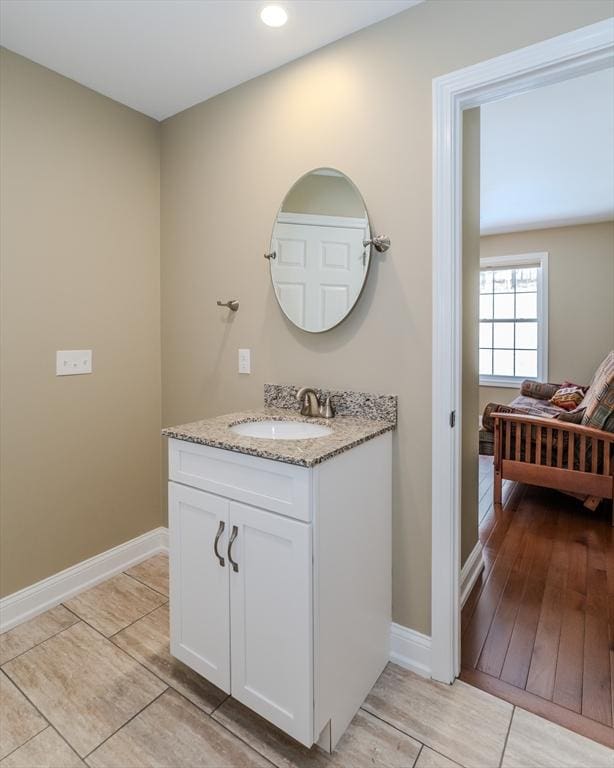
[213,520,225,566]
[228,525,239,573]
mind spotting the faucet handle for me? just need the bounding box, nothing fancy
[319,396,335,419]
[300,393,311,417]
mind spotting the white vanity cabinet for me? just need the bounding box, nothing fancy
[168,431,391,750]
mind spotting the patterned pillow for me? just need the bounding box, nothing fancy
[550,386,585,411]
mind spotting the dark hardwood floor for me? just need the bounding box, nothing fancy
[461,456,614,749]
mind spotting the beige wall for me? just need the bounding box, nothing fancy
[479,222,614,413]
[161,0,613,634]
[461,108,480,567]
[0,50,162,597]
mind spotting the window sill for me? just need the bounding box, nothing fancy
[479,376,534,388]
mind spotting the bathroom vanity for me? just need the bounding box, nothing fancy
[163,385,395,750]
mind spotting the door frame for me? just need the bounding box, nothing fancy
[431,18,614,683]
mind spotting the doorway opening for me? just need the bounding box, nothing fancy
[431,17,614,745]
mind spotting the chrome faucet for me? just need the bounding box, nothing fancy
[296,387,335,419]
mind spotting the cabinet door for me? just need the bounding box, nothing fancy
[228,501,313,746]
[169,482,230,693]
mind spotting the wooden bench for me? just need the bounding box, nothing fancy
[493,412,614,524]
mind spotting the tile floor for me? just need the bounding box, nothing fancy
[0,554,611,768]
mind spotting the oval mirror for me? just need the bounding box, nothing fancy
[268,168,372,333]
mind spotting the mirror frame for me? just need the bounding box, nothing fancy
[267,167,374,334]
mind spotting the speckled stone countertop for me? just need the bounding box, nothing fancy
[264,383,397,423]
[162,407,395,468]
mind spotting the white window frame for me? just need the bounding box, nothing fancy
[478,251,548,388]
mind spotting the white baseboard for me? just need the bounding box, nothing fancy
[390,622,431,678]
[0,527,169,633]
[2,527,436,683]
[460,541,485,609]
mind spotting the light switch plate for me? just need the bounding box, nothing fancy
[56,350,92,376]
[238,348,251,374]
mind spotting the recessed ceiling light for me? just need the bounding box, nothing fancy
[260,5,288,28]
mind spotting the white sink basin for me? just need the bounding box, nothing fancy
[230,420,333,440]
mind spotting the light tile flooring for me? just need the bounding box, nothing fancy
[0,555,611,768]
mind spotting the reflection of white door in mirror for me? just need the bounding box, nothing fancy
[272,213,368,332]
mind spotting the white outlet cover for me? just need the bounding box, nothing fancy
[56,349,92,376]
[238,348,251,374]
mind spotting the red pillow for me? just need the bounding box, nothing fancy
[550,386,585,411]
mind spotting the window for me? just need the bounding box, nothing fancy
[479,252,548,387]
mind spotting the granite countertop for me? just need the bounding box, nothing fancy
[162,407,394,468]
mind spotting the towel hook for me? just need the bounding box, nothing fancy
[217,299,239,312]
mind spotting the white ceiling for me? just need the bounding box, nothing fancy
[481,67,614,235]
[0,0,421,120]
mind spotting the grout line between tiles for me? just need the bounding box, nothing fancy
[433,747,465,767]
[0,722,49,764]
[3,611,175,759]
[413,742,424,767]
[206,703,287,768]
[11,611,209,762]
[48,722,86,766]
[6,661,91,766]
[106,599,169,639]
[9,575,302,767]
[81,687,169,762]
[121,568,170,600]
[99,607,281,768]
[103,626,220,710]
[359,705,428,747]
[75,607,231,724]
[1,669,52,751]
[61,604,85,622]
[3,636,141,762]
[163,686,278,768]
[362,699,506,768]
[499,705,515,768]
[0,617,80,668]
[61,598,167,641]
[209,693,231,716]
[60,607,116,639]
[423,745,466,768]
[63,613,171,685]
[4,571,272,767]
